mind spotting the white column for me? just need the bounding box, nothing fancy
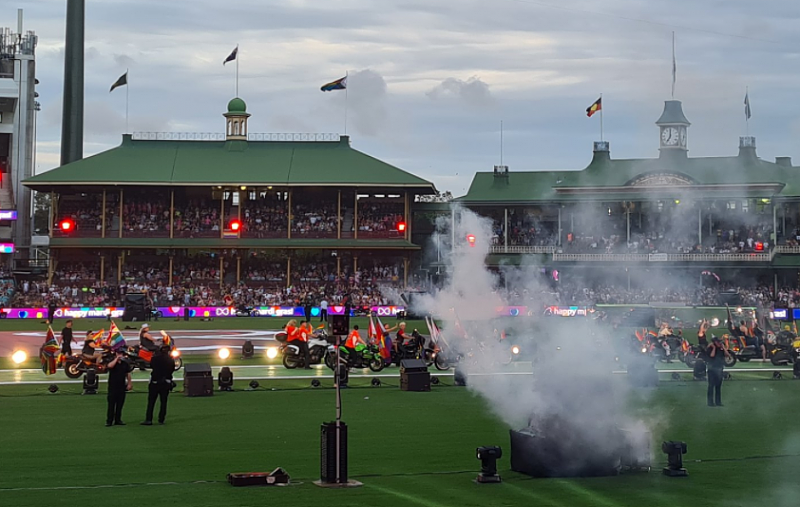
[504,208,508,250]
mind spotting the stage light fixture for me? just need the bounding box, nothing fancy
[82,371,99,395]
[431,376,440,385]
[59,218,75,233]
[218,366,234,391]
[218,348,231,360]
[266,347,279,359]
[11,350,27,365]
[48,384,59,394]
[511,345,520,355]
[371,378,381,387]
[229,219,242,232]
[466,234,476,247]
[476,446,502,483]
[773,371,783,380]
[248,380,260,389]
[241,340,255,359]
[311,379,321,388]
[396,221,406,232]
[171,349,181,359]
[661,441,688,477]
[454,367,467,386]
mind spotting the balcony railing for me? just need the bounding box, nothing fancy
[552,251,775,262]
[775,245,800,254]
[489,245,557,254]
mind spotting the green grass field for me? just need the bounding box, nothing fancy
[1,376,798,507]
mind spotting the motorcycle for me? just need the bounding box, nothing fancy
[63,349,117,379]
[125,343,183,372]
[276,328,332,369]
[235,305,260,317]
[768,334,800,366]
[325,342,385,372]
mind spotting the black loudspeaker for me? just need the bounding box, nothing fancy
[400,359,430,391]
[328,314,350,336]
[122,293,147,322]
[184,363,213,397]
[320,422,348,483]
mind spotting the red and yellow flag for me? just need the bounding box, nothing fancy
[586,97,602,117]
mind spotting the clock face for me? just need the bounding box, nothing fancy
[661,127,680,146]
[679,128,687,146]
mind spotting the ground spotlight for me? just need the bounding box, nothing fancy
[661,441,688,477]
[11,350,27,365]
[476,446,502,483]
[511,345,520,355]
[248,380,260,390]
[48,384,58,394]
[371,378,381,387]
[723,372,731,380]
[773,371,783,380]
[454,367,467,386]
[218,366,234,391]
[671,373,681,381]
[218,348,231,360]
[266,347,279,359]
[241,341,255,359]
[431,376,440,385]
[311,379,321,388]
[82,370,99,395]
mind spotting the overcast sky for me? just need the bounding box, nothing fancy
[8,0,800,195]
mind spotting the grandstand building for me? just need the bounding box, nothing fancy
[459,100,800,293]
[23,98,436,291]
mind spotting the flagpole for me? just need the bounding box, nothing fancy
[671,31,676,99]
[600,93,604,143]
[235,44,239,97]
[344,71,348,136]
[125,69,129,134]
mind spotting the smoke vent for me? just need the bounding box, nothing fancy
[775,157,792,167]
[738,136,757,160]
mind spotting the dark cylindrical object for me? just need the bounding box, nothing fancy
[60,0,85,166]
[320,422,348,483]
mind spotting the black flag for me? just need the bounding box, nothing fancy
[110,72,128,93]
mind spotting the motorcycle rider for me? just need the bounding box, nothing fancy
[82,330,104,365]
[285,319,311,369]
[298,320,313,369]
[139,323,157,352]
[345,325,366,363]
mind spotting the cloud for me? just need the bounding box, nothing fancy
[113,54,136,67]
[427,76,493,107]
[347,69,389,137]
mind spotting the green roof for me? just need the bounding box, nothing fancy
[24,135,436,192]
[461,150,798,204]
[227,97,247,114]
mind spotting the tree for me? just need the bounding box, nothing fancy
[32,191,51,235]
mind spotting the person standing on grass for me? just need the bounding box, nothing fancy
[106,351,132,427]
[706,336,731,407]
[60,319,74,356]
[141,344,176,426]
[319,298,328,322]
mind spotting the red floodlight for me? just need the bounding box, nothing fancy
[755,241,764,252]
[396,221,407,232]
[466,234,476,247]
[59,218,75,233]
[229,219,242,232]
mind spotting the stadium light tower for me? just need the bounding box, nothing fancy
[59,218,75,233]
[466,234,476,247]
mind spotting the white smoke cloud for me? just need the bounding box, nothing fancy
[426,76,494,107]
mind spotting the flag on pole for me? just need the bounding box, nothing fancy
[373,315,391,361]
[40,326,60,375]
[321,76,347,92]
[368,314,377,339]
[105,322,127,352]
[223,46,238,65]
[744,91,752,120]
[586,97,602,117]
[109,71,128,93]
[671,31,677,98]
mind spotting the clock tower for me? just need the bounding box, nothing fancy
[656,100,690,157]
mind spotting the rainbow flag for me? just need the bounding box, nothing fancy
[40,326,60,375]
[372,315,391,361]
[321,76,347,92]
[105,322,127,352]
[160,330,172,347]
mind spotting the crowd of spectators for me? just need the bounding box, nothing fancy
[357,201,404,236]
[174,201,221,238]
[122,197,170,237]
[291,203,338,237]
[55,198,103,236]
[243,200,288,238]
